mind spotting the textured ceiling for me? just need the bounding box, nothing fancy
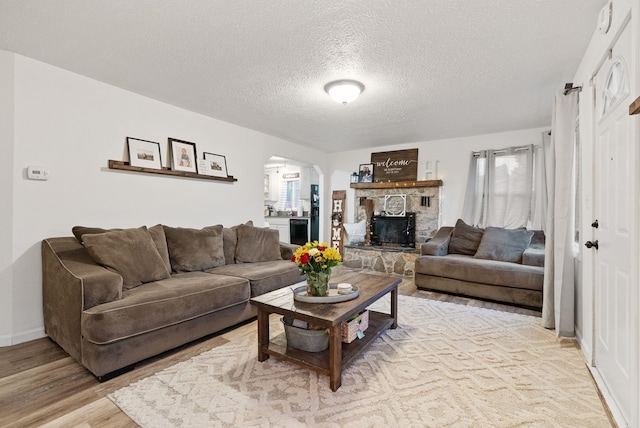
[0,1,606,152]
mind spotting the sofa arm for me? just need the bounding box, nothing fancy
[42,238,123,364]
[43,238,123,311]
[279,242,300,260]
[522,247,545,267]
[421,227,453,256]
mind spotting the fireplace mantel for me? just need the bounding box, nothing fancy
[350,179,442,190]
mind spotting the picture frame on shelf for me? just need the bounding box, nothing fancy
[127,137,162,170]
[358,163,374,183]
[202,152,229,178]
[424,159,438,180]
[169,138,197,173]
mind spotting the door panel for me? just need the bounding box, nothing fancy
[593,21,637,427]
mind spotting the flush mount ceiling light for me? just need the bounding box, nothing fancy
[324,80,365,104]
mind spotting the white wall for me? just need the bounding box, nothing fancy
[328,127,549,226]
[2,52,328,345]
[0,51,15,344]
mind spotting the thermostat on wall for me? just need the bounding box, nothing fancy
[27,165,50,180]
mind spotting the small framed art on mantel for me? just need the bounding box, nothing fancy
[358,163,373,183]
[169,138,197,173]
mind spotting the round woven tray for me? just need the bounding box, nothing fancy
[292,284,359,304]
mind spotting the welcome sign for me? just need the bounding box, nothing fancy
[371,148,418,182]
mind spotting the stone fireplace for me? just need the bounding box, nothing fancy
[353,180,441,246]
[343,179,442,276]
[369,213,416,247]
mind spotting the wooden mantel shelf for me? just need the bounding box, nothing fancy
[350,179,442,189]
[630,96,640,115]
[108,160,238,182]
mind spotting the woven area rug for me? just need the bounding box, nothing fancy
[109,295,610,427]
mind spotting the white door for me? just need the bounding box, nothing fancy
[592,22,638,428]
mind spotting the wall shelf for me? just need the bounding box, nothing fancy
[630,96,640,115]
[350,179,442,189]
[108,160,238,182]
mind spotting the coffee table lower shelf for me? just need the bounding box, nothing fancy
[262,310,393,376]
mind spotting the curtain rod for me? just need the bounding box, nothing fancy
[472,145,538,157]
[564,82,582,95]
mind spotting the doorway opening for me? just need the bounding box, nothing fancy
[264,156,322,243]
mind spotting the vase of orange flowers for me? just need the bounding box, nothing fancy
[291,241,342,297]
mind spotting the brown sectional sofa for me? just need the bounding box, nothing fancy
[42,222,302,378]
[414,219,544,309]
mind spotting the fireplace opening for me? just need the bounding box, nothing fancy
[370,213,416,247]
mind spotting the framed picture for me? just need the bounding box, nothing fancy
[127,137,162,170]
[202,152,229,178]
[371,148,418,182]
[358,163,374,183]
[169,138,197,173]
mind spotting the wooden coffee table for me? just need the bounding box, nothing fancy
[250,271,400,391]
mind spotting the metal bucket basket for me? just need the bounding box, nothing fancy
[281,317,329,352]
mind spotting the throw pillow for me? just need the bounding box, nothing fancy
[147,224,172,273]
[222,220,254,265]
[72,226,122,243]
[473,226,534,263]
[448,219,484,255]
[72,224,171,272]
[82,226,171,290]
[163,225,225,272]
[343,220,367,244]
[235,224,281,263]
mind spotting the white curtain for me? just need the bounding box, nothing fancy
[542,90,578,336]
[462,145,534,228]
[529,133,550,230]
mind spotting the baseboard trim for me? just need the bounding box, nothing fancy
[574,325,593,365]
[587,365,626,428]
[0,327,46,347]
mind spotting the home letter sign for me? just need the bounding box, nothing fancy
[331,190,346,256]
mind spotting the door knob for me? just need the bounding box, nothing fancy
[585,240,599,250]
[591,220,599,228]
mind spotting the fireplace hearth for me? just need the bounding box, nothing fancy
[369,213,416,247]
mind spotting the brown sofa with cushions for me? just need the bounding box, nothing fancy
[414,219,545,309]
[42,222,302,378]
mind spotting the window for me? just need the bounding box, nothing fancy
[462,145,534,228]
[279,179,300,210]
[600,59,629,119]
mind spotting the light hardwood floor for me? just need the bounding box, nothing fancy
[1,275,545,427]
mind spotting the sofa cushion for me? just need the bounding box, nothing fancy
[72,226,122,242]
[448,219,484,255]
[223,220,254,265]
[415,254,543,291]
[530,230,546,249]
[473,227,534,263]
[206,260,302,296]
[235,224,281,263]
[522,247,545,267]
[163,225,225,272]
[82,226,171,290]
[147,224,171,272]
[81,272,250,344]
[72,224,171,273]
